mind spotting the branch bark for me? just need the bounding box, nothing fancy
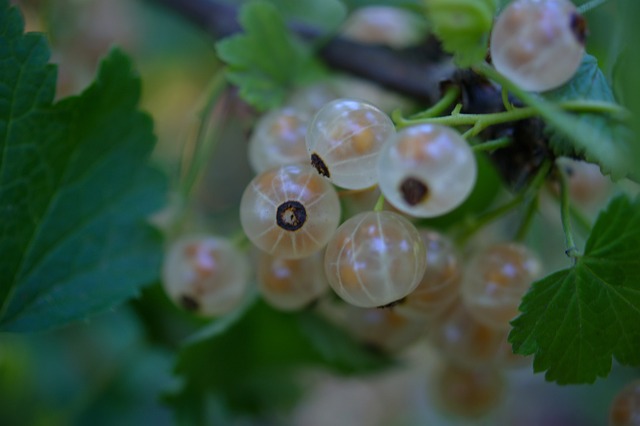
[145,0,452,103]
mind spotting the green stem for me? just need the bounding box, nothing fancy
[179,71,228,200]
[396,99,626,132]
[578,0,609,14]
[411,86,461,120]
[471,136,512,152]
[455,161,551,245]
[501,86,513,111]
[515,196,539,241]
[373,194,386,212]
[558,166,581,260]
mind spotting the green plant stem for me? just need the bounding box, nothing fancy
[558,166,581,260]
[395,99,626,133]
[412,85,461,119]
[501,86,513,111]
[515,196,539,242]
[471,136,512,152]
[179,71,228,200]
[578,0,609,14]
[373,194,386,212]
[455,161,551,244]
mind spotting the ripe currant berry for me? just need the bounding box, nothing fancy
[610,380,640,426]
[461,242,542,330]
[257,251,328,311]
[240,164,341,259]
[490,0,586,92]
[162,235,249,316]
[324,210,426,308]
[248,107,310,174]
[377,123,477,217]
[306,98,395,189]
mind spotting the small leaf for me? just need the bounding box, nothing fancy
[0,2,165,331]
[509,195,640,384]
[165,300,390,418]
[541,54,632,179]
[215,0,324,110]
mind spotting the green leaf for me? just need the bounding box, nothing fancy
[265,0,347,32]
[425,0,497,67]
[541,55,632,178]
[0,2,165,331]
[509,195,640,384]
[165,300,390,419]
[215,0,325,110]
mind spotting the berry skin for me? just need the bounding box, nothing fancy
[240,164,341,259]
[248,107,310,174]
[399,230,461,320]
[257,251,328,311]
[490,0,586,92]
[461,242,542,330]
[306,98,395,190]
[428,301,530,369]
[377,124,477,217]
[432,361,506,418]
[162,235,249,316]
[610,380,640,426]
[324,211,426,308]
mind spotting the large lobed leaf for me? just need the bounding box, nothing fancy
[0,1,165,331]
[509,195,640,384]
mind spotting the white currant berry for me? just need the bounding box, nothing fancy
[341,6,426,49]
[490,0,586,92]
[610,380,640,426]
[433,361,506,418]
[240,164,341,259]
[431,301,531,369]
[257,251,328,311]
[461,242,542,330]
[248,107,310,174]
[377,123,477,217]
[306,98,395,190]
[400,230,461,320]
[162,235,249,316]
[324,211,426,308]
[342,305,429,353]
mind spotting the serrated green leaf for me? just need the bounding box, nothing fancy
[425,0,497,67]
[509,195,640,384]
[215,0,324,111]
[165,300,390,418]
[541,55,632,178]
[0,3,165,331]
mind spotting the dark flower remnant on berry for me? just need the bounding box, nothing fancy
[399,177,429,206]
[180,294,200,311]
[311,152,330,178]
[276,200,307,231]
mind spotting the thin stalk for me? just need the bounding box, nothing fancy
[558,166,581,260]
[515,196,539,241]
[471,136,512,153]
[411,86,461,120]
[578,0,609,14]
[501,86,513,111]
[373,194,386,212]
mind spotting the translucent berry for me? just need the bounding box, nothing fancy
[341,305,429,353]
[490,0,586,92]
[550,157,612,207]
[248,107,310,173]
[428,301,530,368]
[610,380,640,426]
[433,361,506,418]
[306,98,395,190]
[461,242,542,329]
[400,230,461,320]
[287,82,340,114]
[377,124,476,217]
[240,164,341,259]
[324,211,426,308]
[257,251,328,311]
[340,6,426,48]
[162,235,249,316]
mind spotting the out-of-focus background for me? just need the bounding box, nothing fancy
[1,0,637,425]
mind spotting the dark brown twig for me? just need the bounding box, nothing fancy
[145,0,451,103]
